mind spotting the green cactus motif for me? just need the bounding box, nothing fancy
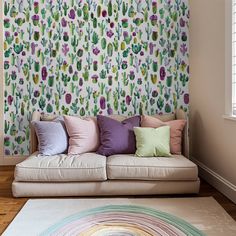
[107,43,113,57]
[108,1,113,16]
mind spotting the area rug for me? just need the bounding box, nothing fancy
[3,197,236,236]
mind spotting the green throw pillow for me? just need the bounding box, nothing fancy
[134,126,171,157]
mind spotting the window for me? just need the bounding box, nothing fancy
[224,0,236,119]
[233,0,236,115]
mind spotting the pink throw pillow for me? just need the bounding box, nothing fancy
[64,116,99,154]
[141,115,186,155]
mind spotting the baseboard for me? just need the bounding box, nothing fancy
[191,156,236,204]
[0,155,27,166]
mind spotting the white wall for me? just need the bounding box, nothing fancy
[189,0,236,202]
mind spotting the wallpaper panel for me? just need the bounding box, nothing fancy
[3,0,189,156]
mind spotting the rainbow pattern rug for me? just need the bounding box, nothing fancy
[40,205,204,236]
[3,198,236,236]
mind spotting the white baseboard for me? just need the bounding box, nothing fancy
[191,156,236,204]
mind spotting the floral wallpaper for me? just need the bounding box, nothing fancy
[3,0,189,156]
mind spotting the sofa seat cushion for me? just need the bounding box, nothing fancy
[15,152,107,182]
[107,154,198,181]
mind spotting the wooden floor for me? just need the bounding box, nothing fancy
[0,166,235,234]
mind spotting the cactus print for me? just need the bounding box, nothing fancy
[4,0,189,156]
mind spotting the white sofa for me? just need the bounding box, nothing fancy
[12,109,200,197]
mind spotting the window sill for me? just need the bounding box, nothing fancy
[223,115,236,121]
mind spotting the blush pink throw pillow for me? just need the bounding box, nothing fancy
[141,115,186,155]
[64,116,99,154]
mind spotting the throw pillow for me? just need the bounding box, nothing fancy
[96,115,141,156]
[141,115,186,154]
[134,126,171,157]
[32,119,68,155]
[64,115,99,155]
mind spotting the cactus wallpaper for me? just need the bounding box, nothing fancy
[3,0,189,156]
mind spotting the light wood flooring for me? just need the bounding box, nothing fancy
[0,166,235,234]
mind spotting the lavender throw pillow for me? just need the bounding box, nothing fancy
[96,115,141,156]
[32,118,68,155]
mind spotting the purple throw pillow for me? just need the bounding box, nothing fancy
[96,115,141,156]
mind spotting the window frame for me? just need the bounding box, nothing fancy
[224,0,235,120]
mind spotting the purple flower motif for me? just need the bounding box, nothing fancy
[79,78,83,86]
[100,96,106,110]
[41,66,47,80]
[61,17,67,27]
[184,93,189,104]
[5,31,10,38]
[126,95,131,105]
[65,93,72,104]
[123,31,129,38]
[179,17,185,27]
[106,29,114,38]
[110,22,114,28]
[160,67,166,80]
[5,149,10,155]
[180,43,187,56]
[107,105,113,115]
[93,47,100,55]
[102,10,107,17]
[62,44,69,56]
[31,15,39,21]
[7,95,13,105]
[149,42,155,55]
[34,90,40,97]
[68,9,75,19]
[31,42,37,55]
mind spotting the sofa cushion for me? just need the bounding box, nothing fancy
[107,154,198,181]
[15,152,107,182]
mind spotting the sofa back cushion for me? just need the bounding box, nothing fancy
[141,115,186,155]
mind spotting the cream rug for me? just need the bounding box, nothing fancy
[3,197,236,236]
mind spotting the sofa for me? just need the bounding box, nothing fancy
[12,109,200,197]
